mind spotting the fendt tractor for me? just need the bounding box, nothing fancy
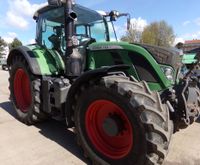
[7,0,200,164]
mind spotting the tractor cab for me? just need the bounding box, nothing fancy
[33,4,124,53]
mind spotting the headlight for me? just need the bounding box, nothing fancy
[161,66,174,82]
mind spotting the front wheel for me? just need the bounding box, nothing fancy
[74,76,173,165]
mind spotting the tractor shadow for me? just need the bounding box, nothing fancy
[35,120,89,164]
[0,101,89,164]
[0,101,17,119]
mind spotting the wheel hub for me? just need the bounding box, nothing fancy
[85,100,133,159]
[14,68,32,113]
[102,113,125,137]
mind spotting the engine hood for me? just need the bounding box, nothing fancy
[135,43,183,71]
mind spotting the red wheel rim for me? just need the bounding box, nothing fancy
[85,100,133,159]
[14,69,32,113]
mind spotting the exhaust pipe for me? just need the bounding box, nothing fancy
[64,0,82,77]
[64,0,76,50]
[48,0,83,77]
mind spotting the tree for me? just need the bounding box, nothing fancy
[0,37,7,58]
[121,18,147,43]
[121,25,142,43]
[141,21,175,47]
[9,38,22,50]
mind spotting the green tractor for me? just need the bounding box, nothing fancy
[7,0,200,164]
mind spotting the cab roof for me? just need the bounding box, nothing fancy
[33,4,103,21]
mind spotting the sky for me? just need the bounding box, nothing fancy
[0,0,199,45]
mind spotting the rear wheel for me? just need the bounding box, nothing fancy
[74,76,173,165]
[9,56,47,124]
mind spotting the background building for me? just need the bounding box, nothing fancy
[183,40,200,53]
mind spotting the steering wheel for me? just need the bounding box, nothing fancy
[75,34,90,41]
[74,34,94,46]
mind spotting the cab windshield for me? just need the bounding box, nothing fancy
[36,5,117,50]
[76,20,116,42]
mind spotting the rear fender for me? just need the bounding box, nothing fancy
[7,46,41,74]
[7,45,65,76]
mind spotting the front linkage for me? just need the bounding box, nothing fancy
[174,77,200,130]
[163,52,200,131]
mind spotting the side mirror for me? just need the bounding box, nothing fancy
[48,0,62,6]
[109,11,120,21]
[109,11,131,30]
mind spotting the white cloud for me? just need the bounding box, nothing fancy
[195,18,200,26]
[183,18,200,27]
[182,20,190,26]
[8,0,47,17]
[115,17,148,40]
[182,31,200,39]
[175,31,200,45]
[3,32,17,43]
[6,0,47,29]
[130,17,148,32]
[28,39,36,44]
[7,32,17,38]
[177,18,200,43]
[6,11,29,29]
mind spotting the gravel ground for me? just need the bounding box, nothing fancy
[0,69,200,165]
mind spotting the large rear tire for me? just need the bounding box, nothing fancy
[74,75,173,165]
[9,56,47,125]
